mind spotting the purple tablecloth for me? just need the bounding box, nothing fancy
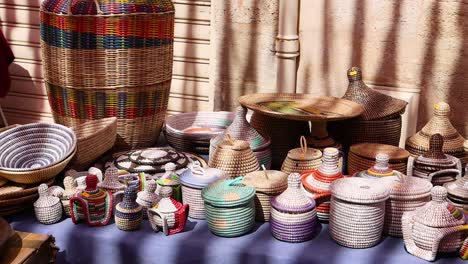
[5,211,463,264]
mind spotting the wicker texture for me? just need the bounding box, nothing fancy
[444,166,468,211]
[61,176,77,217]
[329,177,389,248]
[98,168,126,194]
[354,153,402,179]
[301,147,344,222]
[208,135,260,179]
[71,117,117,170]
[136,180,159,219]
[115,185,143,231]
[156,163,182,202]
[148,187,189,236]
[270,173,317,242]
[281,136,322,174]
[165,111,235,154]
[402,186,467,261]
[34,184,62,224]
[348,143,409,175]
[40,0,175,149]
[406,102,467,163]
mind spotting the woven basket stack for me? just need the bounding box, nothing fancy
[115,185,143,231]
[33,184,63,225]
[347,143,409,175]
[329,177,390,248]
[444,167,468,211]
[354,153,403,179]
[180,162,225,219]
[270,173,317,243]
[329,67,407,147]
[242,168,288,221]
[210,106,272,169]
[380,174,433,237]
[281,136,322,174]
[202,177,256,237]
[406,102,467,166]
[407,134,462,186]
[209,135,259,178]
[301,147,344,222]
[165,112,235,154]
[40,0,175,149]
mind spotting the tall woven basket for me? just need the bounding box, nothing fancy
[40,0,175,149]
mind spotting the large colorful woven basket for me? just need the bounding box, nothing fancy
[40,0,175,149]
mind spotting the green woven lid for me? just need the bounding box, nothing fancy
[202,177,255,207]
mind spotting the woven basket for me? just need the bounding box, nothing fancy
[34,184,63,225]
[444,167,468,211]
[148,187,189,236]
[71,117,117,170]
[0,178,54,201]
[281,136,322,174]
[354,153,403,179]
[115,186,143,231]
[347,143,409,175]
[40,0,175,149]
[136,180,159,219]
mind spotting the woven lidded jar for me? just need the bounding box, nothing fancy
[301,147,344,222]
[329,177,390,248]
[379,174,433,237]
[347,143,409,175]
[136,180,159,219]
[402,186,468,261]
[270,173,317,243]
[208,135,260,179]
[242,168,288,221]
[34,184,63,225]
[148,187,189,236]
[40,0,175,149]
[406,102,467,165]
[180,162,225,219]
[98,168,126,194]
[354,153,402,179]
[61,176,77,217]
[210,106,272,169]
[281,136,322,174]
[115,185,143,231]
[408,134,462,186]
[444,166,468,211]
[202,177,256,237]
[156,163,182,202]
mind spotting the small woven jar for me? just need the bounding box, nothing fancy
[208,135,260,179]
[444,166,468,211]
[34,184,62,225]
[180,162,225,219]
[61,176,77,217]
[98,168,126,194]
[202,177,256,237]
[329,177,390,248]
[354,153,403,179]
[402,186,468,261]
[281,136,322,174]
[156,163,182,202]
[136,180,159,219]
[347,143,409,175]
[242,167,288,221]
[302,147,344,222]
[270,173,317,243]
[210,106,272,169]
[379,174,433,237]
[115,186,143,231]
[148,187,189,236]
[408,134,462,186]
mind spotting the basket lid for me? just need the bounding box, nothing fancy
[42,0,175,15]
[34,184,60,208]
[355,153,401,178]
[302,148,343,193]
[114,149,189,174]
[379,174,433,200]
[242,166,288,193]
[444,169,468,199]
[136,180,159,207]
[412,186,464,228]
[342,67,407,120]
[152,187,183,214]
[215,135,251,151]
[98,168,126,191]
[201,177,255,207]
[414,134,458,168]
[330,177,390,204]
[118,185,140,210]
[286,136,322,161]
[62,176,77,199]
[156,163,181,187]
[180,161,225,189]
[271,173,315,213]
[350,143,409,161]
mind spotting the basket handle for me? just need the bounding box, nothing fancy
[67,0,103,15]
[189,161,206,176]
[300,136,307,154]
[226,176,244,186]
[261,165,269,179]
[225,133,234,145]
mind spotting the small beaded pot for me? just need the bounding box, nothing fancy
[242,168,288,221]
[148,187,189,236]
[444,166,468,211]
[136,180,159,219]
[70,174,114,227]
[379,174,433,237]
[202,177,256,237]
[98,168,126,194]
[115,186,143,231]
[281,136,322,174]
[354,153,402,179]
[180,161,225,219]
[407,134,462,186]
[402,186,468,261]
[156,163,182,202]
[34,184,63,225]
[302,147,345,222]
[329,177,390,248]
[270,173,317,243]
[61,176,78,217]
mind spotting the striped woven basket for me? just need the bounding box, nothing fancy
[40,0,175,149]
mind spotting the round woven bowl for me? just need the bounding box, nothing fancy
[0,123,76,172]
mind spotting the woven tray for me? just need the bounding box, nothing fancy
[0,178,55,200]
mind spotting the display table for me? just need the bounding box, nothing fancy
[5,211,462,264]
